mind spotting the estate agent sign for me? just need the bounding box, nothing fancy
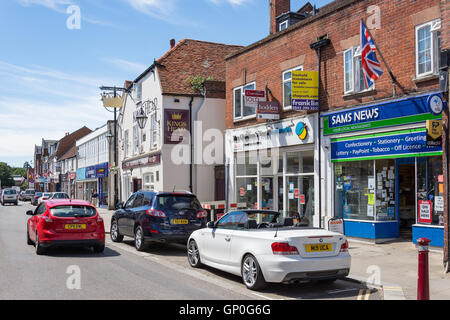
[291,71,319,111]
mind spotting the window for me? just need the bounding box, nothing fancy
[133,193,144,208]
[136,82,142,102]
[344,47,373,94]
[124,130,129,157]
[216,211,248,230]
[416,20,441,78]
[150,112,158,149]
[233,82,256,121]
[282,66,303,109]
[279,20,288,31]
[124,194,136,209]
[133,125,139,155]
[143,173,155,191]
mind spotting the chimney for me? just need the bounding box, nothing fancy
[269,0,290,34]
[170,39,176,49]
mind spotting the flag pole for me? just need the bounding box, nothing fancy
[361,19,406,94]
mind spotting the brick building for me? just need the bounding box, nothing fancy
[224,0,449,266]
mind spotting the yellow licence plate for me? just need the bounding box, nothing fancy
[171,219,189,225]
[65,224,86,230]
[305,244,332,252]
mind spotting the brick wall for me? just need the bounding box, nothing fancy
[226,0,441,130]
[270,0,291,34]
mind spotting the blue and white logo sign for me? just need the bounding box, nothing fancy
[427,94,444,116]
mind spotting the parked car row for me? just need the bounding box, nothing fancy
[30,192,70,206]
[24,190,351,291]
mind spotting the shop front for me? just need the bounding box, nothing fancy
[226,115,319,227]
[323,93,445,246]
[95,162,109,208]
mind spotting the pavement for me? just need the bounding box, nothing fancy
[96,207,450,300]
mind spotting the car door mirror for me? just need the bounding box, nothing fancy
[26,210,34,216]
[207,221,216,229]
[116,202,124,210]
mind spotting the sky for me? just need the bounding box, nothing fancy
[0,0,333,168]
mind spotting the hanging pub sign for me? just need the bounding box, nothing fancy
[291,71,319,111]
[164,109,190,144]
[257,101,280,120]
[426,119,442,147]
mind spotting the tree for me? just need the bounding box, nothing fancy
[0,162,14,187]
[12,168,27,178]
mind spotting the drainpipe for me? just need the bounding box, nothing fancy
[192,88,207,195]
[189,96,194,193]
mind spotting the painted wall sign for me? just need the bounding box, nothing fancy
[291,71,319,111]
[122,154,161,170]
[164,109,190,144]
[331,128,442,162]
[323,93,443,135]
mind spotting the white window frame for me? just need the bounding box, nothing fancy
[133,125,139,155]
[143,173,155,191]
[343,46,374,95]
[282,65,303,110]
[415,19,441,78]
[124,130,129,157]
[136,82,142,102]
[150,112,158,150]
[279,20,288,31]
[233,82,256,122]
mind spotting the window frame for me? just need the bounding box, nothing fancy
[343,46,374,95]
[233,81,257,122]
[282,65,304,110]
[150,112,158,150]
[279,20,288,31]
[415,19,441,79]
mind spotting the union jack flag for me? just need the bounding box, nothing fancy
[361,20,383,89]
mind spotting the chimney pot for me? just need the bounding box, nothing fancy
[170,39,176,49]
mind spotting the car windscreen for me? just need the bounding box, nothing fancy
[50,206,96,217]
[35,193,42,197]
[43,193,52,197]
[26,190,34,194]
[246,212,280,224]
[4,190,17,195]
[155,195,201,211]
[53,193,69,199]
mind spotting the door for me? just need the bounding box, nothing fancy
[119,194,136,236]
[397,159,415,238]
[133,179,142,193]
[286,175,314,226]
[29,203,47,241]
[128,192,145,235]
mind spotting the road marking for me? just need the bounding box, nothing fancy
[106,239,272,300]
[357,289,371,300]
[251,292,275,300]
[328,288,359,295]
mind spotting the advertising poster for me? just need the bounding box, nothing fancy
[418,200,432,224]
[291,71,319,111]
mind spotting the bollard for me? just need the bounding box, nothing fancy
[417,237,431,300]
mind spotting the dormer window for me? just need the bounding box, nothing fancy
[279,20,288,31]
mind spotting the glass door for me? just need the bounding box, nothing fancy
[286,175,314,226]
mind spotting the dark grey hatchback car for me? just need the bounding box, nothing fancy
[110,191,208,251]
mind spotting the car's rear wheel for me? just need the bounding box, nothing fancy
[110,220,123,242]
[93,243,105,253]
[134,226,148,251]
[241,254,266,291]
[35,233,46,255]
[187,240,202,268]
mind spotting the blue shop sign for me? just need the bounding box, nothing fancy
[323,93,444,135]
[96,163,109,178]
[331,128,442,162]
[76,168,86,181]
[85,166,96,179]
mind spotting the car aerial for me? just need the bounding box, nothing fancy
[24,189,35,201]
[50,192,70,200]
[26,199,105,255]
[31,192,43,206]
[110,191,208,251]
[187,210,351,291]
[37,192,53,205]
[1,188,19,206]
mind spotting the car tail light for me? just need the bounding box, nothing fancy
[271,242,299,255]
[97,217,104,223]
[41,216,53,223]
[340,240,349,252]
[146,209,166,218]
[196,210,208,219]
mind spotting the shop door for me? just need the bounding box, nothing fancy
[133,179,142,193]
[397,159,415,239]
[286,176,314,226]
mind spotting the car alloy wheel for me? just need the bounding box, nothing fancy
[242,254,266,290]
[187,240,202,268]
[134,226,147,251]
[110,220,123,243]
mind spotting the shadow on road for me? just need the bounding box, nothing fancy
[122,239,187,257]
[43,246,121,258]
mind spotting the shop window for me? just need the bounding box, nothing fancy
[415,20,441,78]
[236,152,257,176]
[260,150,282,176]
[236,177,258,210]
[286,150,314,174]
[375,159,396,221]
[233,82,256,121]
[417,156,444,226]
[282,66,303,109]
[334,160,375,221]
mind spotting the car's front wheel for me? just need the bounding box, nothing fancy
[187,239,202,268]
[241,254,266,291]
[134,226,148,251]
[110,220,123,243]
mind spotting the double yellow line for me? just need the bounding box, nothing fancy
[357,289,371,300]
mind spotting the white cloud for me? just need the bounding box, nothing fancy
[103,58,147,74]
[124,0,175,18]
[207,0,251,6]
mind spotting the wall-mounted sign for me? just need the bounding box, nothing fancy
[331,128,442,162]
[122,154,161,170]
[291,71,319,111]
[328,218,344,234]
[427,94,444,115]
[164,109,190,144]
[418,200,432,224]
[426,119,442,147]
[95,163,109,178]
[245,90,266,109]
[323,93,443,136]
[85,166,96,179]
[257,101,280,120]
[295,122,308,141]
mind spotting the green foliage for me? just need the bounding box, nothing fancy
[0,162,14,187]
[187,75,214,92]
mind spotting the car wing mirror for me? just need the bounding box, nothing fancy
[26,210,34,216]
[206,221,216,229]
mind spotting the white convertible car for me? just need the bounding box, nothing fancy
[187,210,351,290]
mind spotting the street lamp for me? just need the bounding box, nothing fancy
[106,131,114,146]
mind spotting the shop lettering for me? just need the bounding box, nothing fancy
[330,108,379,126]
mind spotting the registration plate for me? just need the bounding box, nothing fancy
[65,224,86,230]
[305,244,332,252]
[171,219,189,225]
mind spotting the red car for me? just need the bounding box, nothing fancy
[26,199,105,255]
